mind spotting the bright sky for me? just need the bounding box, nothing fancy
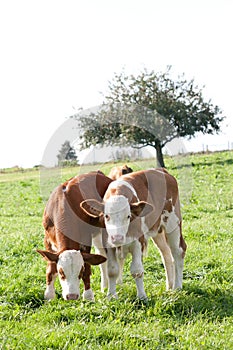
[0,0,232,168]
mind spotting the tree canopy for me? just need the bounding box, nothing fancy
[57,140,77,166]
[77,67,224,167]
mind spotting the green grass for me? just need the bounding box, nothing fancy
[0,151,233,349]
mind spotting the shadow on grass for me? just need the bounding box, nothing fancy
[171,156,233,171]
[4,282,232,324]
[193,157,233,168]
[146,284,233,320]
[4,291,45,310]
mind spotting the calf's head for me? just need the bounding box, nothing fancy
[37,249,106,300]
[80,196,153,247]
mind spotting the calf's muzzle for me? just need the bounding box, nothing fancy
[66,293,79,300]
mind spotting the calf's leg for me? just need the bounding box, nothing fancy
[152,232,175,290]
[165,225,186,289]
[107,248,119,299]
[130,240,147,300]
[82,263,95,301]
[92,232,108,292]
[45,262,57,300]
[116,256,124,285]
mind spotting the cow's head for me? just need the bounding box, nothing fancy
[37,249,106,300]
[121,164,133,175]
[80,196,153,247]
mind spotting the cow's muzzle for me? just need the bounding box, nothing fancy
[111,234,124,245]
[65,293,79,300]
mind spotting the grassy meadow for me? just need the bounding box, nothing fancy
[0,151,233,349]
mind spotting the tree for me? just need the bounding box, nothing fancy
[57,140,77,166]
[77,67,224,167]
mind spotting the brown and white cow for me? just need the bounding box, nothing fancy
[80,169,187,300]
[37,171,112,301]
[108,164,133,180]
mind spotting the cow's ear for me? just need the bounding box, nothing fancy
[80,199,104,218]
[82,252,107,265]
[37,249,59,262]
[130,201,154,217]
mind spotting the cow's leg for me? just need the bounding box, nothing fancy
[82,263,94,301]
[152,232,175,290]
[45,262,57,300]
[116,246,124,285]
[130,240,147,300]
[99,261,108,293]
[165,225,186,289]
[116,256,124,284]
[92,232,108,292]
[107,248,119,299]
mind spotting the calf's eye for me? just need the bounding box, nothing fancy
[105,214,110,221]
[59,268,66,280]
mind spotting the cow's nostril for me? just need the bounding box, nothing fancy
[66,294,79,300]
[111,235,124,242]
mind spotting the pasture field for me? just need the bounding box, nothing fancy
[0,151,233,349]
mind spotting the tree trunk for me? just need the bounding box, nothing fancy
[155,142,165,168]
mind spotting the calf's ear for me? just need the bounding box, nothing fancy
[130,201,154,217]
[82,252,107,265]
[80,199,104,218]
[37,249,59,263]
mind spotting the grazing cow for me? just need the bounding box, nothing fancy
[37,171,112,301]
[108,164,133,180]
[80,169,187,300]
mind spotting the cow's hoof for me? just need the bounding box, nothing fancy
[44,290,56,300]
[83,289,95,301]
[107,293,118,300]
[116,278,123,285]
[138,294,148,302]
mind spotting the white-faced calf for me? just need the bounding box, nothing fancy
[37,171,111,301]
[81,169,187,301]
[37,248,106,300]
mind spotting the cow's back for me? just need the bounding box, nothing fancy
[118,169,181,230]
[44,171,112,247]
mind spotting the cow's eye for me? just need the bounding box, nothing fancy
[59,268,66,280]
[105,214,110,221]
[127,215,131,220]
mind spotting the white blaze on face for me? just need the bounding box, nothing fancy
[104,195,131,246]
[57,250,84,300]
